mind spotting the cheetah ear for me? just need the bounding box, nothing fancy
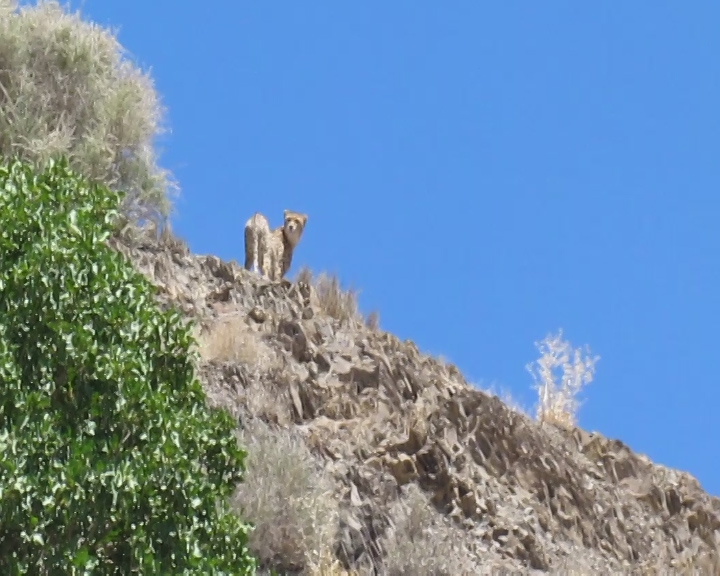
[300,213,308,226]
[283,209,290,220]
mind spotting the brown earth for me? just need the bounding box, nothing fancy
[111,227,720,575]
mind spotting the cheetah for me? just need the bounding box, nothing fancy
[244,210,308,281]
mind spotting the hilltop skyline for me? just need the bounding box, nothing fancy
[68,1,720,495]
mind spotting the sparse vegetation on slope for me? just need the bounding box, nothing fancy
[3,3,717,573]
[381,484,481,575]
[0,0,174,223]
[0,159,255,574]
[297,266,379,330]
[120,237,720,575]
[233,420,341,575]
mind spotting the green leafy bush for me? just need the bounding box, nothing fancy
[0,0,175,224]
[0,158,256,574]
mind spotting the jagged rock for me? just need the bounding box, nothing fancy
[338,364,379,391]
[248,306,266,323]
[289,380,304,419]
[209,282,232,303]
[278,319,313,363]
[113,232,720,575]
[386,453,417,485]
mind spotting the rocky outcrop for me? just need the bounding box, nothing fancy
[112,228,720,575]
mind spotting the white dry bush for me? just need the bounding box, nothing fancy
[526,330,599,429]
[233,420,341,575]
[0,0,174,223]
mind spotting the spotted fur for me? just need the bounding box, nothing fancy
[244,210,308,281]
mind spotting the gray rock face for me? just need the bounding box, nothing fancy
[112,229,720,575]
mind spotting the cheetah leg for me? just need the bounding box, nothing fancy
[244,228,257,272]
[257,234,267,277]
[267,252,277,281]
[258,243,273,280]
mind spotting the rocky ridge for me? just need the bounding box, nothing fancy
[111,228,720,575]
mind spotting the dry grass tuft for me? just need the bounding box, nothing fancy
[296,265,314,286]
[233,420,340,575]
[381,484,479,576]
[197,314,279,371]
[526,329,599,428]
[296,267,361,325]
[196,315,297,424]
[314,273,359,323]
[365,310,380,331]
[0,0,174,223]
[242,378,296,427]
[481,382,531,418]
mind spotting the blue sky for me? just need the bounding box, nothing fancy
[69,2,719,495]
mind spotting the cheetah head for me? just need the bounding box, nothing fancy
[282,210,308,246]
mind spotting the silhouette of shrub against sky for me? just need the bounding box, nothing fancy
[0,0,175,223]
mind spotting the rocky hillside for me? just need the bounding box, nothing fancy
[112,227,720,575]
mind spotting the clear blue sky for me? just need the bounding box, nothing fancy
[69,1,719,495]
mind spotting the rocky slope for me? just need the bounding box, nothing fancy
[112,227,720,575]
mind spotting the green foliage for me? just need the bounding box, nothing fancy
[0,158,256,574]
[0,0,175,224]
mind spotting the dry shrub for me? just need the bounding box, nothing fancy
[233,420,340,575]
[381,484,479,576]
[242,378,296,427]
[114,218,188,252]
[481,382,531,418]
[297,267,360,325]
[0,0,174,223]
[526,329,599,428]
[315,273,359,323]
[296,265,314,286]
[365,310,380,331]
[196,315,297,425]
[197,313,279,371]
